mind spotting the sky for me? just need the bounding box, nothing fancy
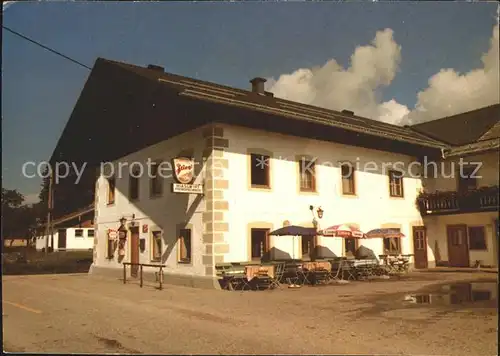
[2,1,499,204]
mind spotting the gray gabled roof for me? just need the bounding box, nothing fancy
[410,104,500,146]
[103,58,447,150]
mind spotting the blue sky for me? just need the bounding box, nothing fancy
[2,1,498,202]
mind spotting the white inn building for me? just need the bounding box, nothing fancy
[48,58,499,288]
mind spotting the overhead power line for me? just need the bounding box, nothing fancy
[2,25,92,70]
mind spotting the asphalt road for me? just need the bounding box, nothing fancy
[2,272,498,355]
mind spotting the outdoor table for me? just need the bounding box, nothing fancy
[301,261,331,285]
[282,262,307,285]
[245,264,275,280]
[379,255,410,274]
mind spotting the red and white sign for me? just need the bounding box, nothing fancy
[108,229,117,240]
[142,224,148,233]
[173,157,195,184]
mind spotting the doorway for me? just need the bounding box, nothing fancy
[301,235,316,260]
[344,238,358,257]
[250,228,270,261]
[412,226,428,269]
[130,226,140,277]
[447,225,469,267]
[57,229,67,250]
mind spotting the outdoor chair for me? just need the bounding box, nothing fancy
[222,266,250,291]
[282,261,303,286]
[341,260,357,280]
[327,258,343,282]
[310,267,329,285]
[268,262,286,289]
[354,259,379,279]
[251,272,272,290]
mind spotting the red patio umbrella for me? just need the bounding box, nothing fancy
[365,228,405,238]
[321,224,365,238]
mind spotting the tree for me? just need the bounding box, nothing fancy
[1,188,39,241]
[1,188,24,210]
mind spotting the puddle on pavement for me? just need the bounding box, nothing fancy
[403,281,498,307]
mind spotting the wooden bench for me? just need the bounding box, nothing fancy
[122,262,166,290]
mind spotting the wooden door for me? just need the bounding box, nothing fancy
[130,227,140,277]
[412,226,428,269]
[447,225,469,267]
[58,229,67,249]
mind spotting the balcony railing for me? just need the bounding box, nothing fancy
[417,186,499,216]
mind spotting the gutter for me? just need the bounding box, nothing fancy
[444,139,500,158]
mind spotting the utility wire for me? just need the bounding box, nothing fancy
[2,25,92,70]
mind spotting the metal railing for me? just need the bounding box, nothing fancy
[122,262,166,290]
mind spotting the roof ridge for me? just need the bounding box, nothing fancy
[411,103,500,128]
[99,57,426,132]
[97,57,447,149]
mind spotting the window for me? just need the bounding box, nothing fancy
[301,235,315,259]
[383,236,401,254]
[87,229,95,238]
[414,229,425,250]
[75,229,84,237]
[129,168,140,200]
[458,166,477,193]
[341,163,355,195]
[250,228,269,261]
[388,170,404,197]
[151,230,162,262]
[468,226,486,250]
[178,228,191,263]
[150,161,163,197]
[299,158,316,192]
[450,228,465,246]
[107,177,116,204]
[250,153,270,188]
[345,238,357,256]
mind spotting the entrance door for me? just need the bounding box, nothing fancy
[412,226,428,269]
[58,229,67,250]
[447,225,469,267]
[130,227,140,277]
[301,235,317,260]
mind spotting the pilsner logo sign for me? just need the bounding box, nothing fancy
[171,157,203,194]
[173,157,195,184]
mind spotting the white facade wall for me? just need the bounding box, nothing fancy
[422,151,499,192]
[35,228,94,251]
[424,212,498,267]
[92,123,496,279]
[93,127,207,277]
[221,124,424,263]
[421,150,499,268]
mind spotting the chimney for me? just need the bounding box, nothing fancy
[341,109,354,115]
[147,64,164,72]
[250,77,267,95]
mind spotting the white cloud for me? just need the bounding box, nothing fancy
[266,24,500,126]
[404,24,499,125]
[266,28,403,123]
